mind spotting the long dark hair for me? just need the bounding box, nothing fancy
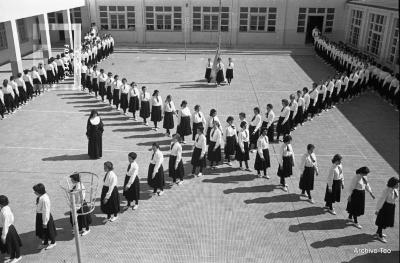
[89,110,99,119]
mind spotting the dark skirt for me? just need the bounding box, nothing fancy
[216,69,224,83]
[177,116,192,136]
[346,189,365,217]
[35,213,57,241]
[249,125,258,146]
[226,68,233,79]
[277,117,290,135]
[100,186,121,215]
[106,86,112,100]
[192,122,204,141]
[25,82,34,97]
[18,87,26,103]
[296,106,304,124]
[317,94,324,109]
[47,70,54,83]
[277,156,293,178]
[92,79,98,92]
[129,96,140,112]
[299,166,315,190]
[88,135,102,159]
[113,89,120,105]
[254,149,271,170]
[206,127,212,145]
[169,155,185,180]
[0,100,5,115]
[191,147,206,167]
[86,76,91,89]
[205,68,212,80]
[0,225,22,255]
[375,202,396,229]
[151,105,162,122]
[235,141,250,161]
[225,135,237,156]
[140,101,150,118]
[4,94,14,109]
[324,180,342,203]
[69,203,92,230]
[123,175,140,202]
[207,141,221,162]
[309,99,316,114]
[163,111,174,129]
[147,163,165,189]
[99,82,106,96]
[33,78,41,85]
[40,75,47,84]
[120,93,129,110]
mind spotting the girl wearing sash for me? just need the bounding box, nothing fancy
[123,152,140,211]
[236,121,250,171]
[204,58,212,83]
[106,72,113,105]
[191,127,207,177]
[277,135,294,192]
[0,195,22,262]
[299,144,319,203]
[169,134,185,185]
[120,78,130,115]
[139,86,151,126]
[176,100,192,144]
[112,75,122,110]
[276,100,290,141]
[226,58,234,85]
[216,57,224,86]
[249,107,262,152]
[163,95,176,136]
[324,154,343,215]
[192,105,206,141]
[254,128,271,178]
[98,69,107,102]
[224,116,237,166]
[208,121,222,169]
[205,109,219,145]
[101,162,120,222]
[150,90,163,131]
[147,143,165,196]
[128,82,140,120]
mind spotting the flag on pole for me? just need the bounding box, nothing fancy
[210,47,220,82]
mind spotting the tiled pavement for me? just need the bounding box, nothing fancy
[0,51,398,263]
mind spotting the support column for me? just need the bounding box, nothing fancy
[62,9,73,49]
[38,14,52,63]
[4,20,23,76]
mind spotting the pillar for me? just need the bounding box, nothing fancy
[4,20,23,76]
[38,14,52,63]
[62,9,73,49]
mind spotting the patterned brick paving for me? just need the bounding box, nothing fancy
[0,51,398,263]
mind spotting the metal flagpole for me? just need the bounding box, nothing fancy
[70,193,82,263]
[184,17,188,61]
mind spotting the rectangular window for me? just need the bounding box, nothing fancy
[348,10,362,46]
[388,18,399,64]
[0,23,7,50]
[98,6,135,30]
[17,19,28,43]
[192,6,229,32]
[48,12,56,24]
[70,7,82,24]
[297,7,307,32]
[366,13,386,56]
[239,7,277,32]
[324,8,335,33]
[146,6,181,31]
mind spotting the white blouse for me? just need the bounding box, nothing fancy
[257,135,269,158]
[227,62,234,69]
[121,84,130,94]
[0,206,14,241]
[279,106,290,124]
[170,142,182,163]
[140,91,150,101]
[150,150,164,172]
[151,96,163,107]
[250,114,262,131]
[376,188,398,211]
[194,134,207,156]
[303,93,310,109]
[206,62,213,69]
[164,101,176,113]
[210,128,222,148]
[129,86,140,97]
[103,171,118,199]
[297,97,305,108]
[300,153,319,174]
[238,129,249,152]
[99,73,108,82]
[278,143,294,166]
[126,161,139,188]
[70,182,86,209]
[36,193,51,225]
[192,111,206,125]
[225,125,237,138]
[348,174,372,193]
[206,116,220,130]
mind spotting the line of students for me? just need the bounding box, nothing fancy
[204,57,234,86]
[315,36,399,110]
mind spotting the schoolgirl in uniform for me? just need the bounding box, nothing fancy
[332,75,341,106]
[139,86,151,125]
[216,57,225,86]
[106,72,113,105]
[55,55,65,81]
[276,99,290,141]
[148,143,165,196]
[261,104,275,143]
[299,144,319,203]
[347,70,357,100]
[51,58,59,84]
[45,60,55,87]
[128,82,140,120]
[346,166,375,229]
[254,128,271,178]
[0,195,22,262]
[120,78,130,114]
[68,173,92,236]
[9,77,19,109]
[191,126,207,177]
[85,65,93,93]
[224,116,237,166]
[249,107,262,151]
[33,183,57,250]
[81,61,87,90]
[112,75,122,110]
[226,58,234,85]
[123,152,140,211]
[316,81,327,114]
[101,161,120,222]
[302,88,310,122]
[31,67,41,98]
[15,73,26,105]
[296,91,305,126]
[163,95,176,136]
[98,69,107,102]
[325,77,334,109]
[192,105,206,141]
[169,134,185,185]
[205,58,213,83]
[176,100,192,144]
[236,121,250,171]
[91,66,100,98]
[341,72,349,103]
[325,154,344,215]
[38,63,47,94]
[0,86,5,119]
[289,94,298,131]
[2,80,15,114]
[208,121,222,168]
[150,90,163,131]
[375,177,399,243]
[308,84,319,120]
[238,112,248,128]
[277,135,295,192]
[205,109,219,145]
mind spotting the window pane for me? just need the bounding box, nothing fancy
[175,13,182,18]
[327,14,334,20]
[317,8,325,13]
[259,8,267,13]
[193,25,201,31]
[146,6,153,11]
[99,6,107,11]
[203,7,210,12]
[269,7,277,13]
[155,6,163,12]
[239,26,247,32]
[240,14,248,19]
[297,27,305,32]
[165,6,172,12]
[326,21,333,27]
[299,8,306,13]
[327,8,335,14]
[240,7,248,13]
[109,6,116,11]
[221,26,228,32]
[117,6,125,11]
[212,7,219,12]
[193,7,201,12]
[268,20,276,26]
[267,26,275,32]
[221,7,229,12]
[268,14,276,19]
[250,7,258,13]
[308,8,316,13]
[193,13,201,19]
[127,6,135,11]
[221,13,229,19]
[100,18,108,24]
[298,14,306,20]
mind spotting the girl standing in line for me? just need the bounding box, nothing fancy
[33,183,57,250]
[254,128,271,178]
[298,144,319,204]
[205,58,212,83]
[85,65,92,94]
[276,99,290,141]
[277,135,295,192]
[261,104,275,143]
[191,127,207,177]
[176,100,192,144]
[224,116,237,166]
[205,109,219,145]
[308,84,319,120]
[226,57,234,85]
[289,94,298,131]
[106,72,113,105]
[296,91,305,126]
[346,166,375,229]
[236,121,250,171]
[98,69,107,102]
[101,161,120,222]
[120,78,130,115]
[150,90,163,131]
[163,95,176,136]
[128,82,140,121]
[139,86,151,126]
[2,80,15,114]
[91,66,100,99]
[208,121,222,169]
[112,75,122,110]
[192,105,206,141]
[169,134,185,185]
[38,63,47,94]
[249,107,262,152]
[216,57,225,86]
[31,67,42,98]
[324,154,344,215]
[15,73,26,105]
[123,152,140,211]
[0,86,5,119]
[80,61,87,90]
[148,143,165,196]
[302,87,310,122]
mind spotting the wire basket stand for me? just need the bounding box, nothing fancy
[60,172,100,263]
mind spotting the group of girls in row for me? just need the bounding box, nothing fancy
[315,36,399,110]
[81,33,114,68]
[204,57,234,86]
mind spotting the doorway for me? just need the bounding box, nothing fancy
[305,16,324,44]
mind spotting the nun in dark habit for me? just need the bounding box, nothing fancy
[86,110,104,159]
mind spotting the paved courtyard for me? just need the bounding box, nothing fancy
[0,49,398,263]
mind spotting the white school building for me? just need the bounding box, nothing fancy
[0,0,398,76]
